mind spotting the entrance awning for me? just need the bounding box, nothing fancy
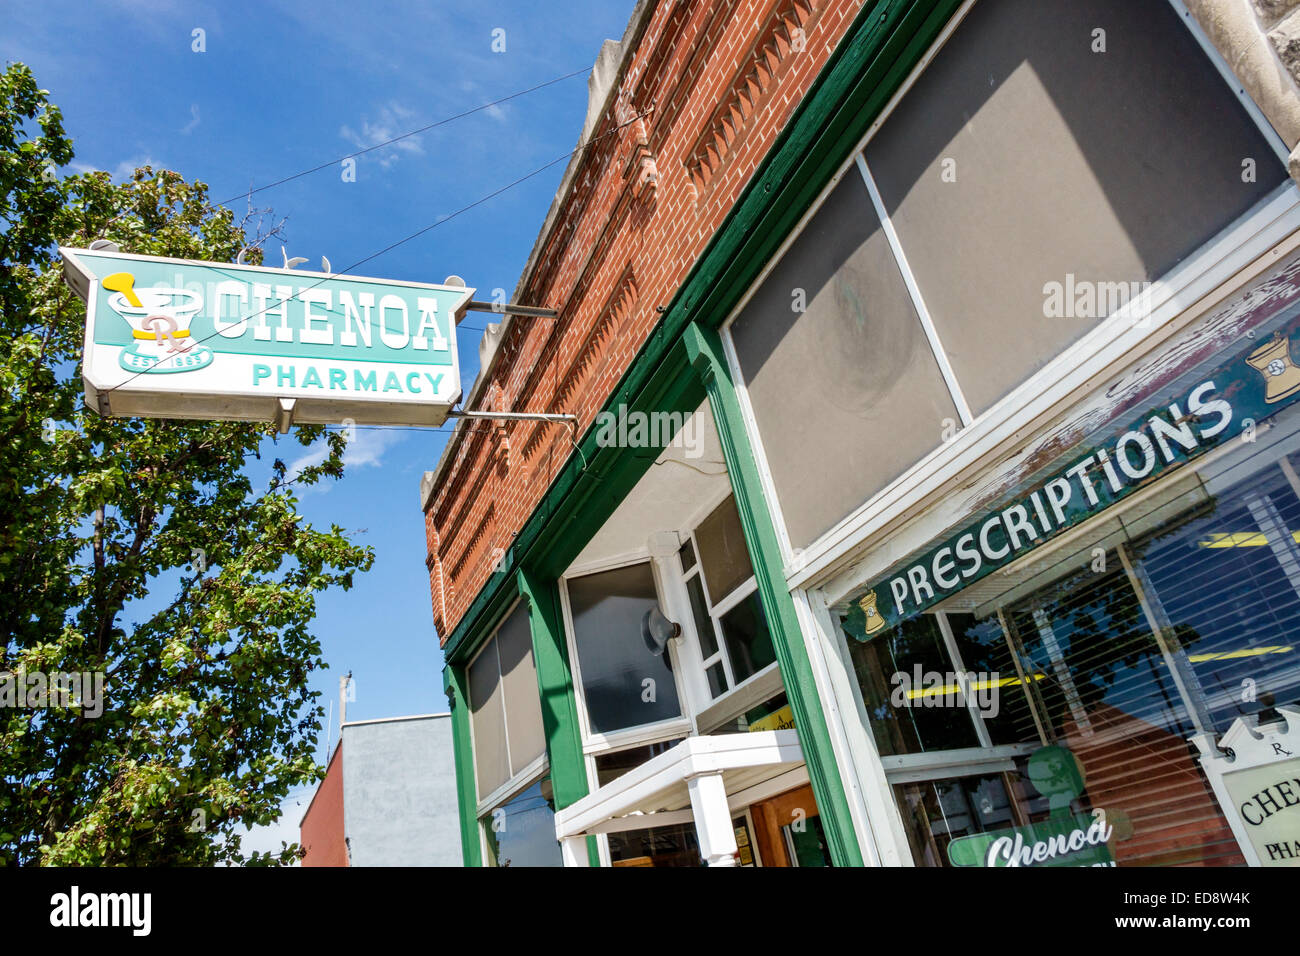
[554,730,806,840]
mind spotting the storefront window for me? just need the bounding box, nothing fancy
[467,603,547,799]
[566,562,683,734]
[841,375,1300,865]
[482,777,563,868]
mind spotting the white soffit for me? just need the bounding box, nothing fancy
[568,402,728,571]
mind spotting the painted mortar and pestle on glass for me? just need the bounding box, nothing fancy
[102,272,213,374]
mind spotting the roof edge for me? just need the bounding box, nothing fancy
[421,0,658,514]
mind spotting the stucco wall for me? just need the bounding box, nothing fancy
[340,715,462,867]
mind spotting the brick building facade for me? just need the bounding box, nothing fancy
[423,0,862,639]
[423,0,1300,868]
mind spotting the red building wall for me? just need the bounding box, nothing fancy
[300,745,347,867]
[425,0,866,640]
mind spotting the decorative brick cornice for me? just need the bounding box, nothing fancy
[685,0,821,200]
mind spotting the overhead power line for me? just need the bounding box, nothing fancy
[213,66,592,207]
[105,108,653,394]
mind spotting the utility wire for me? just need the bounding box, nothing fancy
[213,66,592,207]
[104,108,652,395]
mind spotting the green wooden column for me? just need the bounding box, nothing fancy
[517,565,601,866]
[444,663,482,867]
[683,320,865,866]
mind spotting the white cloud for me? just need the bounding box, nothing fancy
[238,789,313,864]
[286,427,407,490]
[64,154,157,180]
[181,103,200,135]
[339,102,425,170]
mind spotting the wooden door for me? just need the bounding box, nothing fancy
[749,784,820,867]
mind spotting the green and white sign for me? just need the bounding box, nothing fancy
[61,247,472,427]
[843,313,1300,643]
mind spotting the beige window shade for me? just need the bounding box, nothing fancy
[864,0,1286,416]
[497,603,547,772]
[467,603,547,799]
[729,173,960,549]
[695,495,753,604]
[468,637,510,798]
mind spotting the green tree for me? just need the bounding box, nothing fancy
[0,63,372,865]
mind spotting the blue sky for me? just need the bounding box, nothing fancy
[1,0,636,846]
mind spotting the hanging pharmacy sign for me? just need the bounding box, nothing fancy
[61,247,472,427]
[842,312,1300,643]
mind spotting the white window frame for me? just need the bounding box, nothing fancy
[670,486,785,719]
[718,0,1300,591]
[712,0,1300,869]
[558,555,694,757]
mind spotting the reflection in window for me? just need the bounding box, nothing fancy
[483,778,563,868]
[567,562,682,734]
[608,822,702,867]
[718,592,776,684]
[848,614,982,757]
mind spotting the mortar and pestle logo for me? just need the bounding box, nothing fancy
[1246,331,1300,404]
[102,272,214,374]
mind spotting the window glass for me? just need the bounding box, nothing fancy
[705,662,728,699]
[848,614,981,757]
[728,174,959,549]
[567,562,682,734]
[467,603,546,798]
[717,591,777,685]
[695,495,754,604]
[678,538,697,573]
[483,778,563,868]
[782,813,832,867]
[467,639,510,797]
[497,604,546,774]
[864,0,1286,415]
[686,574,720,660]
[1133,457,1300,733]
[945,613,1041,747]
[593,738,684,788]
[608,822,702,867]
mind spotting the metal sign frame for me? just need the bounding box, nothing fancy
[62,247,472,428]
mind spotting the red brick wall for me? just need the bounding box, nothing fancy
[426,0,867,641]
[300,744,347,867]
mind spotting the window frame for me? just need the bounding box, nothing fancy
[477,762,559,868]
[558,554,694,757]
[670,487,782,714]
[465,598,547,808]
[718,0,1300,595]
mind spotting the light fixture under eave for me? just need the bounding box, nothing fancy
[642,607,681,656]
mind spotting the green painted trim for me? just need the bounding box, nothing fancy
[444,664,482,867]
[435,0,972,867]
[682,321,863,867]
[442,0,961,665]
[516,566,602,866]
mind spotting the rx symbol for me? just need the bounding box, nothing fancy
[144,314,190,354]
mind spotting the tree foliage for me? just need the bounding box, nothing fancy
[0,63,373,865]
